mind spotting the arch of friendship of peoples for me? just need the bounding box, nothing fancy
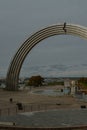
[6,23,87,90]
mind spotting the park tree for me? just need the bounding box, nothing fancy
[28,75,44,87]
[78,77,87,84]
[78,77,87,89]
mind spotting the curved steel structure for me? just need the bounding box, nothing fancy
[6,23,87,90]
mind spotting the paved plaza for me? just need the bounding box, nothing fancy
[0,109,87,127]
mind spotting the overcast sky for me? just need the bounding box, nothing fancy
[1,0,87,77]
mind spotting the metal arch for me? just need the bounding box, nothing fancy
[6,23,87,90]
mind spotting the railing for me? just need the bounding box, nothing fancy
[0,125,87,130]
[0,103,64,116]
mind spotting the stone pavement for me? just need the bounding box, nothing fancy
[0,109,87,128]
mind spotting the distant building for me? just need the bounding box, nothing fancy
[64,79,77,95]
[64,79,71,87]
[0,83,6,88]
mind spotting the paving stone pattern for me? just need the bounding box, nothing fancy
[0,109,87,127]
